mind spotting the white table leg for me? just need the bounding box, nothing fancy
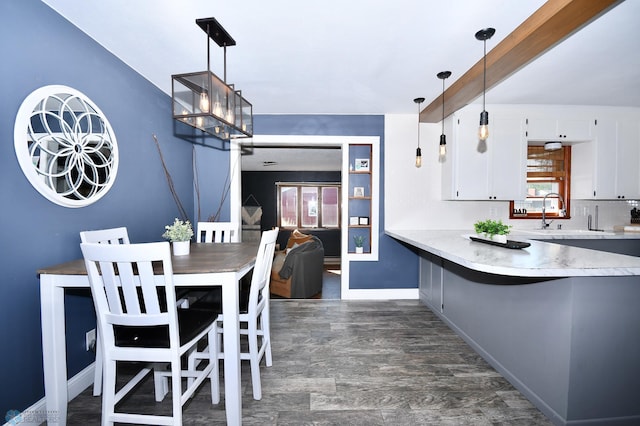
[41,276,68,425]
[221,272,242,426]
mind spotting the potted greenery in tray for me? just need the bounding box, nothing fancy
[473,219,511,244]
[353,235,365,254]
[163,218,194,256]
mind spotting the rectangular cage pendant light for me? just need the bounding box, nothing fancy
[171,17,253,140]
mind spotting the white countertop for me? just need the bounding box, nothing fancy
[386,229,640,278]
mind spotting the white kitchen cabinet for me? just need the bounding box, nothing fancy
[442,106,527,200]
[526,116,594,141]
[572,117,640,199]
[614,120,640,199]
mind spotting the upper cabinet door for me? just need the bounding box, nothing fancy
[557,119,593,141]
[615,120,640,199]
[450,111,491,200]
[489,115,527,200]
[526,117,557,140]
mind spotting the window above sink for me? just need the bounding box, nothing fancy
[510,145,571,220]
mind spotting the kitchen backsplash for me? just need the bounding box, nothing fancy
[509,199,639,230]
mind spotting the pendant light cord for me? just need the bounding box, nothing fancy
[417,102,421,149]
[442,77,446,133]
[482,39,487,111]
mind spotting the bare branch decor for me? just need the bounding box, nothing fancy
[152,133,188,221]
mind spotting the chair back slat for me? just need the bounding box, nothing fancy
[94,260,125,315]
[136,260,164,315]
[196,222,239,243]
[115,261,143,315]
[248,228,278,311]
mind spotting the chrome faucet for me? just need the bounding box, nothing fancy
[541,192,566,229]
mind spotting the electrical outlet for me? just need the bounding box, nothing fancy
[86,328,96,351]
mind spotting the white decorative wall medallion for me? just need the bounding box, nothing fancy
[14,85,119,208]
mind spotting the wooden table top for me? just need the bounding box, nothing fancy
[38,242,260,276]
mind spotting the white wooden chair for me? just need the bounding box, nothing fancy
[190,227,278,400]
[80,241,220,426]
[195,221,239,243]
[80,227,130,396]
[80,227,194,397]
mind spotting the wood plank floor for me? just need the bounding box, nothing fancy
[65,300,552,425]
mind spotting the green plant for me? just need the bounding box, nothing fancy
[353,235,365,247]
[162,218,194,242]
[473,219,511,238]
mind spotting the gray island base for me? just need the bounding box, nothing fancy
[387,230,640,426]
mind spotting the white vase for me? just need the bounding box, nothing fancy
[475,233,508,244]
[172,240,190,256]
[355,246,364,254]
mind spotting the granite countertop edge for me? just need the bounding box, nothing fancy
[386,229,640,278]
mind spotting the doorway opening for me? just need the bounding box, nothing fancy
[238,142,342,299]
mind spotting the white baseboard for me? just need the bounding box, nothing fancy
[3,364,95,426]
[342,288,419,300]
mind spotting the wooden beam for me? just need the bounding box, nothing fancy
[420,0,623,123]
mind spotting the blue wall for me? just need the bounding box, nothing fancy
[254,115,418,290]
[0,0,229,415]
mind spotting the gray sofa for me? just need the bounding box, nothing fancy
[270,235,324,298]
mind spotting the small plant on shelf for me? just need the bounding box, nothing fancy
[353,235,365,253]
[473,219,511,241]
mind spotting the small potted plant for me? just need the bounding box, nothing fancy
[353,235,365,254]
[473,219,511,244]
[162,218,194,256]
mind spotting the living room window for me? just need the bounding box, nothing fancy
[277,183,341,229]
[509,145,571,220]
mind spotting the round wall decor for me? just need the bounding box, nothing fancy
[14,85,119,208]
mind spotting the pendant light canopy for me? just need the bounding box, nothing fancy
[475,27,495,142]
[437,71,451,158]
[414,97,425,168]
[172,17,253,141]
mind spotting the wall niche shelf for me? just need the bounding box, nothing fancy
[348,144,373,255]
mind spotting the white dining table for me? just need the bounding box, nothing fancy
[38,241,258,425]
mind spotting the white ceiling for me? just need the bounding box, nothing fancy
[241,147,342,171]
[42,0,640,170]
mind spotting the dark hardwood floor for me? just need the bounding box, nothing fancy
[64,299,552,425]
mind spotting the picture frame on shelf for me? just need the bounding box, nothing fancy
[359,216,369,226]
[354,158,370,172]
[350,216,359,226]
[353,186,365,198]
